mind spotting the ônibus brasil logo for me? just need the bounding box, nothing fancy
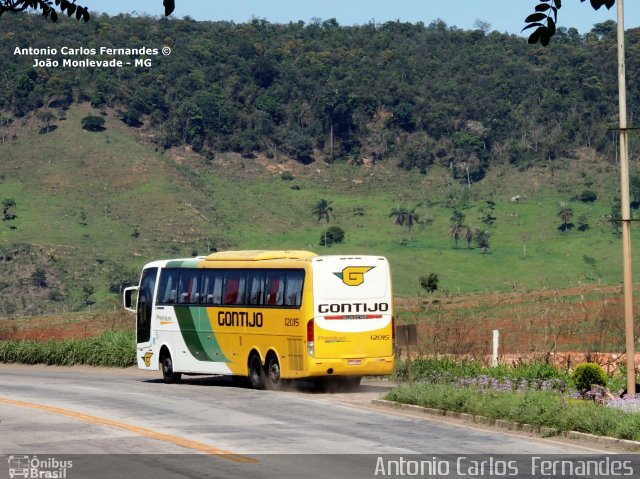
[333,266,374,286]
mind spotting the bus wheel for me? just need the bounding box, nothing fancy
[161,351,182,384]
[341,376,362,391]
[248,354,265,390]
[264,355,283,390]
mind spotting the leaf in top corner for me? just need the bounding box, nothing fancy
[547,17,556,37]
[525,13,547,23]
[164,0,175,16]
[522,22,544,32]
[540,28,552,46]
[528,27,543,45]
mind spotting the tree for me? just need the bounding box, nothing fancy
[448,210,466,249]
[480,200,497,226]
[37,110,56,133]
[30,268,48,288]
[0,115,12,144]
[610,197,622,237]
[578,190,597,203]
[0,0,175,22]
[524,0,615,46]
[419,273,439,293]
[389,206,420,242]
[121,109,143,128]
[463,226,474,249]
[577,213,590,231]
[0,0,90,22]
[557,202,575,232]
[320,226,345,246]
[389,207,408,242]
[475,229,491,254]
[2,198,16,221]
[81,115,105,132]
[312,199,334,224]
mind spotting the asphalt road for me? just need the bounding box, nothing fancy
[0,365,626,479]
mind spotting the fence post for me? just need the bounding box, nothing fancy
[492,329,499,367]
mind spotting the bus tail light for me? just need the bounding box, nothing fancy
[307,319,315,357]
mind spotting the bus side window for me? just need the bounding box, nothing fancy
[212,276,222,304]
[202,270,223,305]
[248,270,266,305]
[236,274,246,305]
[178,269,200,304]
[158,269,179,304]
[285,270,304,307]
[223,272,240,305]
[265,271,284,306]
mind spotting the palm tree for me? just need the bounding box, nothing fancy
[449,210,466,249]
[389,207,408,242]
[449,224,464,249]
[390,206,420,242]
[404,206,420,241]
[464,226,474,249]
[558,202,574,232]
[312,199,334,223]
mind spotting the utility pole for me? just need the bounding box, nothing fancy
[616,0,636,396]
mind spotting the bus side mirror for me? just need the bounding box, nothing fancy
[123,286,139,312]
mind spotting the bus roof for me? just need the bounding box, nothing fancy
[204,250,317,262]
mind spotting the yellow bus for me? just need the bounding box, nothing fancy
[124,250,394,389]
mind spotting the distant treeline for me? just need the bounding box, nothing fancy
[1,14,638,180]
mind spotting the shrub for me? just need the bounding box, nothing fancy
[281,171,294,181]
[419,273,439,292]
[121,109,143,127]
[573,362,607,393]
[320,226,345,246]
[578,190,597,202]
[81,115,106,132]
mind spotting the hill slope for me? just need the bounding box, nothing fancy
[0,103,636,316]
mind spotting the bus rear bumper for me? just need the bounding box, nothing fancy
[305,356,394,377]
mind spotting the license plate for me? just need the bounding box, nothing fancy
[348,359,362,366]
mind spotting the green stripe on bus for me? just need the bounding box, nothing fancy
[174,307,229,363]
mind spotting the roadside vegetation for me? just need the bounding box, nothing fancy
[0,330,135,367]
[388,358,640,442]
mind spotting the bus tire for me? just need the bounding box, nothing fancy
[341,376,362,391]
[161,351,182,384]
[264,355,283,390]
[248,354,265,390]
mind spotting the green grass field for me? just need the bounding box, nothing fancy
[0,104,637,315]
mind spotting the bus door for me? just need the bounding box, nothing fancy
[136,267,158,370]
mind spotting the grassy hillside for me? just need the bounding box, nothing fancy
[0,105,227,314]
[0,104,637,316]
[195,142,630,296]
